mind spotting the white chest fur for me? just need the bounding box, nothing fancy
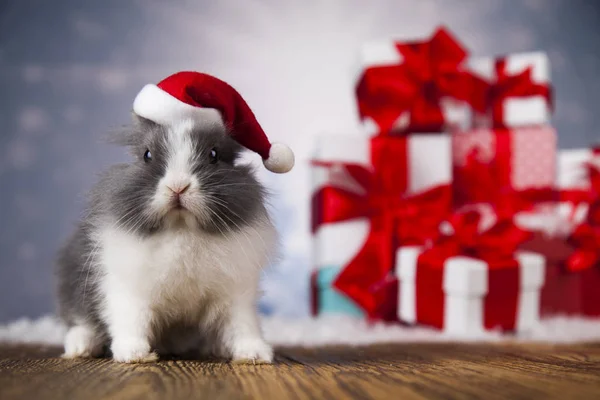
[95,217,278,324]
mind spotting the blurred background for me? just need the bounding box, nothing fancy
[0,0,599,323]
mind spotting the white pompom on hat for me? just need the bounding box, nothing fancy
[132,71,294,174]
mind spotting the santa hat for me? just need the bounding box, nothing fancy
[132,71,294,173]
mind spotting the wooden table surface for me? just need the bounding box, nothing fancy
[1,342,600,399]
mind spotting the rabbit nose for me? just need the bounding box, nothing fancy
[167,182,191,195]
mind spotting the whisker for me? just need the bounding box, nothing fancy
[80,240,101,307]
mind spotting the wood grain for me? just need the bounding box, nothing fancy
[1,342,600,400]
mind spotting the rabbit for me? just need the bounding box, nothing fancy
[55,114,279,364]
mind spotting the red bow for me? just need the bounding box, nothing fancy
[567,223,600,272]
[356,27,480,134]
[555,147,600,225]
[565,148,600,270]
[312,162,451,319]
[486,59,553,127]
[419,210,532,268]
[414,210,532,331]
[584,148,600,225]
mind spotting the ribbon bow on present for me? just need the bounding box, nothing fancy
[356,26,483,134]
[583,147,600,225]
[312,161,451,319]
[566,223,600,272]
[419,210,533,267]
[413,209,535,331]
[564,149,600,271]
[554,146,600,225]
[484,59,553,127]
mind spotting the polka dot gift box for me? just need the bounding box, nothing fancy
[451,125,557,219]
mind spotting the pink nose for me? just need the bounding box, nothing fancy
[167,183,191,195]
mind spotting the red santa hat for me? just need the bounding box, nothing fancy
[132,71,294,173]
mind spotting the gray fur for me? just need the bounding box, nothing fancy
[55,115,269,355]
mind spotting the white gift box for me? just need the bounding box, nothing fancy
[515,148,599,237]
[396,246,546,335]
[557,148,599,189]
[555,148,599,227]
[468,51,551,128]
[354,31,471,134]
[311,134,452,270]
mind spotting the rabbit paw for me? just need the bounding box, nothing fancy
[230,338,273,365]
[62,325,104,359]
[111,337,158,363]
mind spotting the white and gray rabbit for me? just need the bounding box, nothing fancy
[56,115,278,364]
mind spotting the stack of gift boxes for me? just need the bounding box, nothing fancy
[310,26,600,335]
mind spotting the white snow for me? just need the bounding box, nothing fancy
[0,315,67,346]
[2,315,600,348]
[267,316,600,346]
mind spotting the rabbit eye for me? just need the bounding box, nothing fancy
[144,149,152,162]
[209,148,218,164]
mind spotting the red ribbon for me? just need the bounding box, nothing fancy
[486,59,553,128]
[329,183,451,318]
[419,210,531,266]
[415,210,532,330]
[454,131,510,206]
[311,137,451,319]
[356,26,482,134]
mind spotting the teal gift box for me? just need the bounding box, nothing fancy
[310,267,365,317]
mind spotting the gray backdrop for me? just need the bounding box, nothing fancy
[1,0,599,322]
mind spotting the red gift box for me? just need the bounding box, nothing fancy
[355,26,486,135]
[520,233,582,316]
[521,227,600,318]
[581,266,600,316]
[452,126,557,214]
[566,223,600,317]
